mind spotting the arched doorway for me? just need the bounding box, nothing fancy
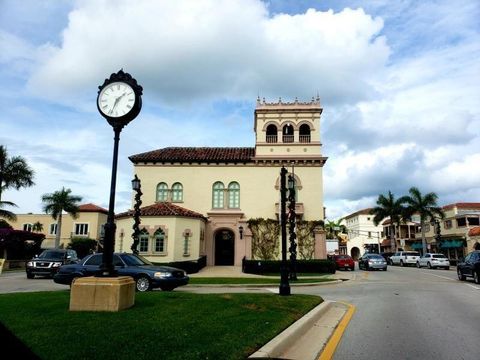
[351,247,360,260]
[215,229,235,265]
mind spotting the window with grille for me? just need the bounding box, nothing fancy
[171,183,183,202]
[228,182,240,208]
[212,182,224,208]
[156,182,168,202]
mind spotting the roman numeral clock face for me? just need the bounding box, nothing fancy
[98,82,136,117]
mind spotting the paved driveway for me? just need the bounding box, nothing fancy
[0,271,67,293]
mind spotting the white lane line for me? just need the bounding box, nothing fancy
[421,271,480,289]
[421,272,455,281]
[265,287,278,294]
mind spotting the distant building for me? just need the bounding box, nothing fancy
[343,208,384,259]
[1,203,108,249]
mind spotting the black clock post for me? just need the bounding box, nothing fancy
[96,69,143,277]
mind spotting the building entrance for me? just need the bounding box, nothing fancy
[215,230,235,265]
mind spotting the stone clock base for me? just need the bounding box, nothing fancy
[69,276,135,312]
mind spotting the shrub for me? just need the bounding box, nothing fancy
[68,237,97,259]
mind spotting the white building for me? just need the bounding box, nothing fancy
[343,208,384,259]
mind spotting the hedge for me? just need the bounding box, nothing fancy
[242,258,336,274]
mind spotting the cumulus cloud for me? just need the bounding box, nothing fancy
[26,0,389,106]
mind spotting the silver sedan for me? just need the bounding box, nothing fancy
[359,254,388,271]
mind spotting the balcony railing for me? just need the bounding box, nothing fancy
[299,135,311,143]
[282,135,294,143]
[266,135,278,143]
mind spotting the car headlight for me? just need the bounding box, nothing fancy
[154,272,172,278]
[27,261,33,267]
[52,262,62,267]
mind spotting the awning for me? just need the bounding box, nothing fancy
[439,239,464,248]
[411,243,423,250]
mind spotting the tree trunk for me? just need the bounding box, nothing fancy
[390,224,396,252]
[55,214,63,249]
[421,219,427,255]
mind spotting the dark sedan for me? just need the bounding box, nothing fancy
[457,250,480,284]
[359,253,388,271]
[54,253,189,292]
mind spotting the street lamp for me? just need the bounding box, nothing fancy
[96,70,143,277]
[131,174,143,255]
[279,166,290,295]
[239,225,244,240]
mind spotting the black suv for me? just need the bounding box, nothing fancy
[26,249,79,279]
[457,250,480,284]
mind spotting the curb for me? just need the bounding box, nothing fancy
[186,279,343,288]
[249,300,352,360]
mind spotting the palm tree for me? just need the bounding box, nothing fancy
[403,187,445,255]
[42,187,82,248]
[0,200,17,221]
[324,219,346,240]
[0,145,35,202]
[32,221,44,233]
[370,191,408,253]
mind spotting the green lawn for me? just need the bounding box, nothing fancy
[189,277,335,285]
[0,291,322,360]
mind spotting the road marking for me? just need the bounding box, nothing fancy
[317,302,356,360]
[465,284,480,290]
[420,272,455,281]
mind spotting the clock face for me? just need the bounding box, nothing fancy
[97,82,136,118]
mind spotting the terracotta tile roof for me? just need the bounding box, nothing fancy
[344,208,373,219]
[468,226,480,237]
[129,147,255,164]
[78,203,108,214]
[443,202,480,210]
[116,202,206,220]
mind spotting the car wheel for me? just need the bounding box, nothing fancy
[416,262,420,268]
[26,272,34,279]
[474,271,480,284]
[427,262,432,269]
[136,276,151,292]
[457,269,466,281]
[400,260,404,267]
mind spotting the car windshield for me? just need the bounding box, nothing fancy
[120,254,153,266]
[368,255,384,259]
[337,255,351,259]
[406,252,420,256]
[38,250,64,260]
[432,254,446,258]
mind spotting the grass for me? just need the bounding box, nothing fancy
[189,277,335,285]
[0,291,322,360]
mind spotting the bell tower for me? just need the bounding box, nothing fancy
[253,96,325,162]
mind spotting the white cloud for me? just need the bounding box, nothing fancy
[26,0,389,107]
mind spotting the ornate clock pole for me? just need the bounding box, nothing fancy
[96,69,143,277]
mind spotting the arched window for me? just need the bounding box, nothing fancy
[266,124,278,143]
[154,228,166,253]
[139,229,149,253]
[212,182,224,209]
[299,124,311,143]
[171,182,183,202]
[282,124,294,143]
[228,182,240,208]
[156,182,168,202]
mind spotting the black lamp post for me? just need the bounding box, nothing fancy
[131,175,143,255]
[288,170,298,281]
[239,225,244,240]
[279,166,290,296]
[96,70,142,277]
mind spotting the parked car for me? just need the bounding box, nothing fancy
[380,252,395,263]
[53,252,189,292]
[457,250,480,284]
[390,251,420,267]
[358,254,387,271]
[416,253,450,270]
[333,255,355,271]
[26,249,79,279]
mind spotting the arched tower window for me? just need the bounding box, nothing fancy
[266,124,278,143]
[171,182,183,202]
[156,182,168,202]
[139,229,149,253]
[212,182,225,209]
[282,124,294,143]
[228,182,240,208]
[154,228,166,253]
[299,124,311,143]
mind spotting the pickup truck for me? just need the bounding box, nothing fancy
[390,251,420,267]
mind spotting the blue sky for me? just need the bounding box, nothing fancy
[1,0,479,219]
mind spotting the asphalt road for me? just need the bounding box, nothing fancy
[1,266,479,360]
[297,266,480,360]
